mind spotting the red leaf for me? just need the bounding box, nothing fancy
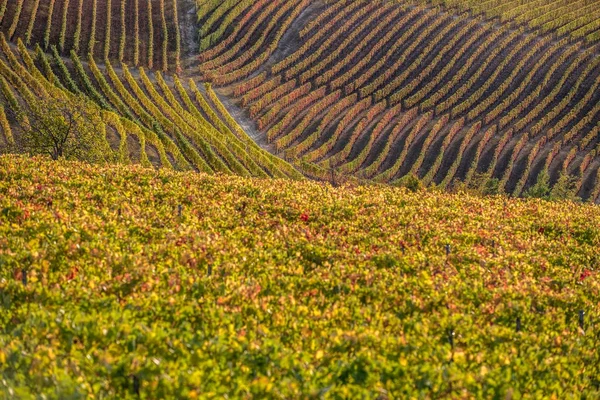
[580,269,592,282]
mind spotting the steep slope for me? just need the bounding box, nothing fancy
[0,0,183,72]
[0,35,302,179]
[198,0,600,200]
[1,0,600,199]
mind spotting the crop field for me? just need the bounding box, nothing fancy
[0,0,183,72]
[1,0,600,397]
[0,0,599,199]
[198,0,600,200]
[428,0,600,42]
[0,34,302,179]
[1,155,600,397]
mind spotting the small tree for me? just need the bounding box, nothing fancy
[6,94,112,163]
[481,177,501,196]
[393,174,422,192]
[467,172,503,196]
[524,171,551,199]
[549,173,580,202]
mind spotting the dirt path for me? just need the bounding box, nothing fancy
[215,88,275,151]
[179,0,199,70]
[206,2,326,155]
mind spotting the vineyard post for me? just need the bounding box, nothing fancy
[330,166,335,186]
[579,310,585,331]
[178,204,183,217]
[132,375,140,397]
[516,316,521,332]
[447,328,455,362]
[445,244,451,256]
[21,269,27,286]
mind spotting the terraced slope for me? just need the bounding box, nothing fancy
[0,35,302,179]
[198,0,600,200]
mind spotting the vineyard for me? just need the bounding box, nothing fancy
[0,0,599,198]
[0,0,184,72]
[2,1,600,396]
[0,33,302,179]
[1,155,600,397]
[424,0,600,42]
[197,0,600,200]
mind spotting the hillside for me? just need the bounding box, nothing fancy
[0,0,598,198]
[1,1,600,398]
[197,0,600,198]
[0,0,185,72]
[1,155,599,397]
[0,35,302,179]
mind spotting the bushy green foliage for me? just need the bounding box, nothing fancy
[393,173,422,192]
[0,156,599,398]
[525,171,580,201]
[524,171,551,199]
[3,95,112,163]
[550,173,580,202]
[456,172,502,196]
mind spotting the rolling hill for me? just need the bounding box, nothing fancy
[0,0,599,199]
[1,1,600,397]
[197,0,600,199]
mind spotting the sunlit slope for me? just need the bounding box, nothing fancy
[0,155,599,397]
[2,0,600,195]
[198,0,600,199]
[0,0,184,72]
[0,35,301,179]
[422,0,600,42]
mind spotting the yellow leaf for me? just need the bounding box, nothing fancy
[316,350,324,360]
